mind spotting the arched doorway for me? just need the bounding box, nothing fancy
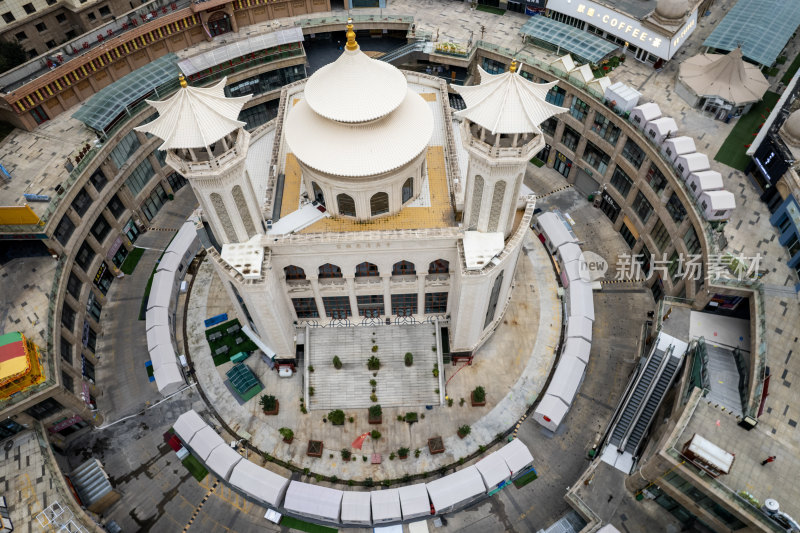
[207,11,231,37]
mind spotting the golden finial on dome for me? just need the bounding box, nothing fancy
[345,18,358,51]
[179,74,187,88]
[509,59,517,73]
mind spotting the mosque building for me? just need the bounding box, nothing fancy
[137,20,567,362]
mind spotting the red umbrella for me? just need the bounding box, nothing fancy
[351,432,371,450]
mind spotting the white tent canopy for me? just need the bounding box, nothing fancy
[550,54,576,74]
[153,364,184,396]
[340,491,372,525]
[662,136,696,161]
[568,280,595,322]
[546,354,586,406]
[173,410,207,444]
[188,425,225,462]
[644,117,678,145]
[146,325,172,353]
[497,438,535,476]
[604,82,641,112]
[699,190,736,220]
[679,47,769,106]
[397,484,430,521]
[558,242,582,265]
[283,481,343,523]
[536,212,577,252]
[687,170,723,197]
[569,64,594,84]
[426,466,486,513]
[566,314,593,342]
[676,153,710,179]
[206,444,243,481]
[533,394,570,431]
[474,451,511,491]
[145,306,169,330]
[148,343,176,370]
[562,336,591,365]
[147,271,174,310]
[371,489,402,523]
[630,102,661,128]
[564,260,582,286]
[228,460,289,507]
[156,251,181,274]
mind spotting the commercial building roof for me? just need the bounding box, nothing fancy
[520,16,619,64]
[73,54,180,134]
[703,0,800,66]
[453,67,567,134]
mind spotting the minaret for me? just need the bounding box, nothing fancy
[136,75,264,245]
[454,60,567,236]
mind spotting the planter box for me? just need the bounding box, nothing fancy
[457,430,469,439]
[399,454,408,460]
[471,391,486,407]
[368,416,382,425]
[263,400,280,415]
[428,436,445,455]
[283,436,293,444]
[307,440,323,458]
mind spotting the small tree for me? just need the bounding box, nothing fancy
[472,386,486,403]
[278,427,294,442]
[371,430,381,440]
[328,409,346,425]
[371,344,379,353]
[432,363,439,378]
[332,356,342,369]
[340,448,352,461]
[367,356,381,371]
[404,352,413,366]
[369,404,382,420]
[457,424,471,438]
[398,447,410,458]
[369,379,377,388]
[260,395,277,413]
[308,365,315,373]
[370,393,378,402]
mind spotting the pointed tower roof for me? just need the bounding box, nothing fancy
[135,76,250,150]
[303,19,407,123]
[678,47,769,106]
[453,62,567,134]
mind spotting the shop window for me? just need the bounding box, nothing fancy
[322,296,351,318]
[610,166,632,197]
[82,355,95,381]
[684,226,701,255]
[66,272,82,299]
[646,164,667,194]
[428,259,449,274]
[61,303,76,331]
[107,194,126,219]
[482,58,506,74]
[110,130,141,169]
[357,295,383,317]
[75,242,96,271]
[651,219,671,251]
[24,397,64,420]
[87,294,102,322]
[391,293,417,316]
[619,223,637,248]
[166,172,187,192]
[583,141,610,175]
[569,96,590,122]
[284,265,306,280]
[86,328,97,352]
[292,297,319,318]
[392,261,416,276]
[90,215,111,243]
[633,191,654,224]
[591,112,621,145]
[318,263,342,279]
[71,187,93,217]
[425,292,448,314]
[355,262,379,277]
[665,193,687,224]
[30,104,49,124]
[124,158,154,197]
[55,215,76,246]
[560,124,580,152]
[89,168,107,192]
[60,337,72,365]
[541,117,557,137]
[621,139,646,169]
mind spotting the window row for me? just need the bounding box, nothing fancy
[291,292,449,319]
[286,259,449,280]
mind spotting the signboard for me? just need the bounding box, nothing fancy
[545,0,697,59]
[0,205,41,226]
[93,262,108,286]
[0,233,47,240]
[23,194,50,202]
[601,190,620,212]
[753,136,791,185]
[86,291,95,314]
[106,236,123,260]
[48,415,83,434]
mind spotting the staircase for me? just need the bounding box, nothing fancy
[379,41,428,64]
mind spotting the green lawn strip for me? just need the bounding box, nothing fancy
[279,516,337,533]
[530,157,545,167]
[181,455,208,482]
[512,469,539,488]
[206,319,258,366]
[714,91,779,171]
[476,4,505,15]
[781,52,800,84]
[120,247,145,275]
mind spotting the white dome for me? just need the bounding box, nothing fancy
[285,89,433,177]
[304,47,408,123]
[655,0,689,20]
[782,110,800,146]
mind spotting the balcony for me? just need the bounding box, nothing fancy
[425,273,450,287]
[390,275,418,286]
[354,276,383,287]
[317,277,346,291]
[285,279,311,292]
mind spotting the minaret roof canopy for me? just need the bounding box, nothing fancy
[136,77,250,150]
[453,66,568,135]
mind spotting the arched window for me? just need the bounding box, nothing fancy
[428,259,449,274]
[210,192,236,242]
[468,175,484,230]
[370,192,389,216]
[312,182,325,206]
[284,265,306,280]
[355,262,379,277]
[318,263,342,278]
[392,260,416,276]
[337,194,356,217]
[488,181,506,232]
[232,185,256,237]
[402,178,414,203]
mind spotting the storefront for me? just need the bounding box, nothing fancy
[599,189,621,222]
[554,151,572,178]
[573,167,600,196]
[207,11,232,37]
[106,236,128,268]
[141,183,169,222]
[48,415,88,438]
[123,218,140,244]
[536,143,551,164]
[619,215,639,248]
[748,135,792,195]
[93,261,114,295]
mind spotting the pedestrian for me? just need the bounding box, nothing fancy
[761,455,776,465]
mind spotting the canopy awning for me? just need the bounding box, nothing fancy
[173,410,206,443]
[228,460,289,507]
[566,314,593,343]
[520,16,619,64]
[283,481,343,522]
[340,491,372,525]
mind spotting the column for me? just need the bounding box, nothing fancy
[346,277,358,319]
[417,276,426,316]
[382,276,392,317]
[309,277,325,320]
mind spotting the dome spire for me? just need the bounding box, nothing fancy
[179,74,187,88]
[345,18,358,51]
[509,59,517,73]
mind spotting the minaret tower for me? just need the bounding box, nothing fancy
[453,61,567,236]
[136,75,264,245]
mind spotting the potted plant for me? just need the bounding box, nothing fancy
[367,355,381,371]
[471,386,486,406]
[278,427,294,444]
[405,412,418,424]
[432,363,439,378]
[457,424,471,438]
[414,449,421,458]
[260,394,279,415]
[398,447,409,460]
[368,404,382,424]
[340,448,352,461]
[307,440,323,457]
[370,430,381,440]
[328,409,346,426]
[332,355,342,369]
[404,352,413,366]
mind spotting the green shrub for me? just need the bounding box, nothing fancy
[308,386,315,396]
[367,356,381,370]
[389,452,396,460]
[369,404,382,419]
[340,448,352,461]
[362,455,367,462]
[300,405,308,414]
[432,363,439,378]
[369,379,377,387]
[348,416,354,423]
[371,430,381,440]
[278,427,293,441]
[328,409,346,425]
[398,447,410,457]
[370,393,378,402]
[365,477,374,487]
[308,365,314,372]
[458,424,471,437]
[371,345,379,352]
[447,397,453,407]
[260,395,277,412]
[414,449,421,458]
[332,356,342,369]
[472,386,486,403]
[405,412,418,424]
[404,352,413,366]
